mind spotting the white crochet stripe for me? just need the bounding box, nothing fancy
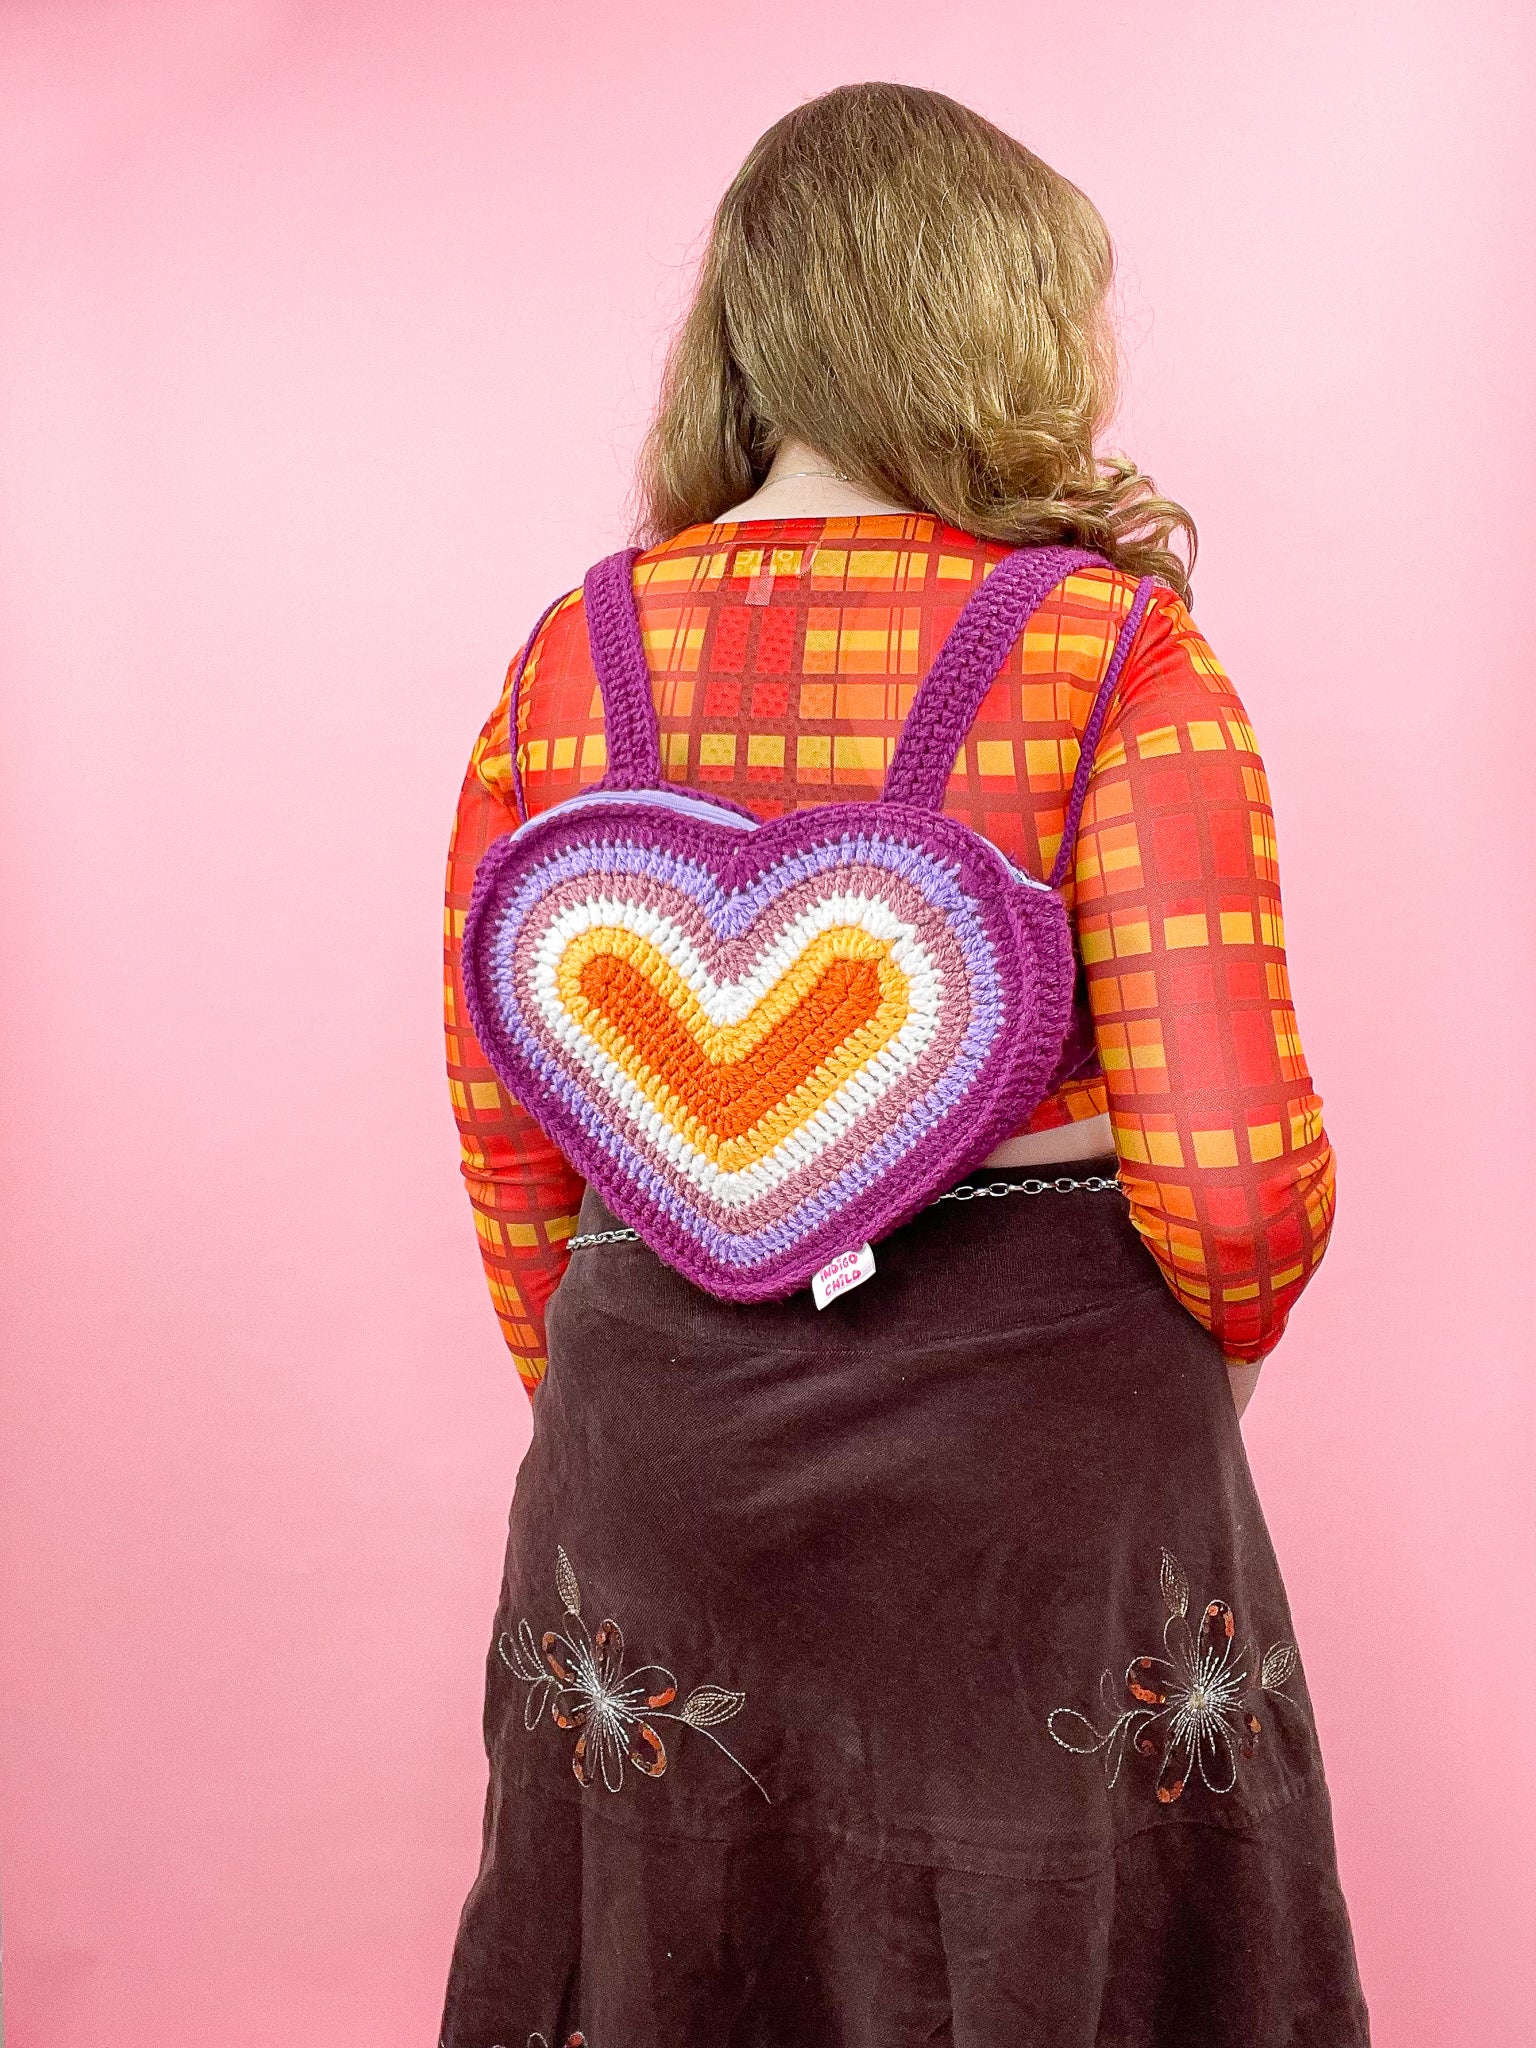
[528,891,942,1029]
[515,895,954,1207]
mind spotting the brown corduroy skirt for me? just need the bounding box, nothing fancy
[439,1160,1369,2048]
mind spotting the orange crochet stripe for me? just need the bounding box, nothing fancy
[577,946,893,1146]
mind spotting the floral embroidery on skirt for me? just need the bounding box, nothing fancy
[499,1546,770,1801]
[1047,1547,1301,1803]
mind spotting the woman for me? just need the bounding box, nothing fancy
[439,83,1368,2048]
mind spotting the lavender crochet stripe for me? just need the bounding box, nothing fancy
[642,937,1014,1262]
[461,808,1075,1275]
[504,857,978,1053]
[508,1009,974,1254]
[510,987,992,1262]
[509,983,1001,1268]
[608,1055,991,1268]
[495,853,982,1064]
[467,818,1006,1053]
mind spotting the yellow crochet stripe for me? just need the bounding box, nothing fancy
[553,923,912,1172]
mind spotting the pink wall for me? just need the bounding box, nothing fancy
[2,4,1531,2042]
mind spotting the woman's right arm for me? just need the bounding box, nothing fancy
[444,659,587,1402]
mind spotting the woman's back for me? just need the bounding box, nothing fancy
[445,511,1333,1393]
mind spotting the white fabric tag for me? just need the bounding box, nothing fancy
[811,1243,876,1310]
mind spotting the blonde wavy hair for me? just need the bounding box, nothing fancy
[637,82,1195,599]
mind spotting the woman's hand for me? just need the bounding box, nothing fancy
[1226,1360,1262,1419]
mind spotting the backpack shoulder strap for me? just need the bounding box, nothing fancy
[1046,574,1157,887]
[583,546,664,792]
[880,546,1107,813]
[504,586,580,824]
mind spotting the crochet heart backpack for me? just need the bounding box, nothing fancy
[461,543,1155,1301]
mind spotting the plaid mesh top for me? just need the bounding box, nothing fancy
[444,516,1335,1397]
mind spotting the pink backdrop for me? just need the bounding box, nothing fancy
[2,4,1532,2042]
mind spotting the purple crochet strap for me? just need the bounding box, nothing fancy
[880,546,1107,813]
[569,541,1154,871]
[583,546,663,790]
[504,587,579,824]
[1046,573,1157,888]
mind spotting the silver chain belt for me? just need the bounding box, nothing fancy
[564,1173,1123,1252]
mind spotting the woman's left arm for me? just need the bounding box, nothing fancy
[1072,580,1337,1373]
[1227,1361,1263,1418]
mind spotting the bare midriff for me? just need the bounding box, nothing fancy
[983,1110,1115,1170]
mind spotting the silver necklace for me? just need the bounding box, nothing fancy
[757,467,852,486]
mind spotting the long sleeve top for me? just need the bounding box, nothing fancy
[444,514,1335,1399]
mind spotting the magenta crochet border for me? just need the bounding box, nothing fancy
[462,803,1078,1297]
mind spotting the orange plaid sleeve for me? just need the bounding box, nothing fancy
[444,644,586,1400]
[1073,586,1336,1363]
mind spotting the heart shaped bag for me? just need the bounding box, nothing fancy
[461,544,1155,1300]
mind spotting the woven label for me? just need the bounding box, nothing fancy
[811,1243,876,1310]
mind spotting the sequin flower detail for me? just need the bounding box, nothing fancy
[1048,1549,1300,1804]
[500,1547,770,1801]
